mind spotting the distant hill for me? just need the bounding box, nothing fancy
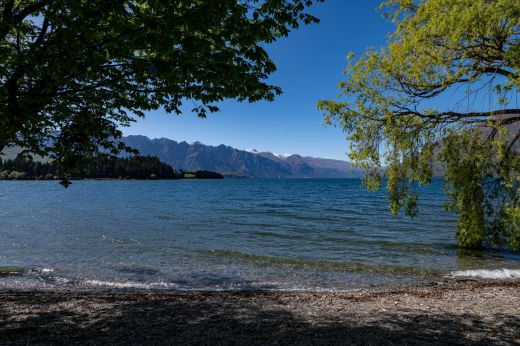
[121,135,363,178]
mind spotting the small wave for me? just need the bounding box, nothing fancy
[157,215,173,220]
[116,266,160,276]
[83,280,361,292]
[84,279,177,289]
[203,249,444,277]
[30,268,54,274]
[449,269,520,279]
[101,235,139,244]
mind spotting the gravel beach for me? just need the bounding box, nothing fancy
[0,279,519,345]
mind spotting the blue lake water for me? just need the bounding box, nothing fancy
[1,179,519,291]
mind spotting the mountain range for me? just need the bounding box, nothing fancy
[122,135,363,178]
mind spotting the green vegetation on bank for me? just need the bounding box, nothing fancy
[319,0,520,251]
[0,156,223,180]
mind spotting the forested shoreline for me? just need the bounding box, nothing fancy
[0,156,223,180]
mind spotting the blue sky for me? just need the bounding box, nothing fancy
[123,0,394,160]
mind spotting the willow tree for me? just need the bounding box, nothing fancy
[0,0,321,184]
[318,0,520,251]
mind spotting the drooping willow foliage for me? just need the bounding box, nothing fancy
[319,0,520,251]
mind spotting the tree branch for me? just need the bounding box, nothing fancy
[12,0,53,24]
[2,0,15,21]
[0,0,52,40]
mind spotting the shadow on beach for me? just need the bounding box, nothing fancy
[0,282,519,345]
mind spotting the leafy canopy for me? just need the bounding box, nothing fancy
[0,0,322,183]
[318,0,520,251]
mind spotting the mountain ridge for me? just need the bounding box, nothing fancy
[122,135,363,178]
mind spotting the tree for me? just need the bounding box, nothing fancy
[318,0,520,251]
[0,0,322,184]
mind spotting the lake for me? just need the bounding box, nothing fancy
[1,179,519,291]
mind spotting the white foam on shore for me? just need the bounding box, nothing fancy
[81,279,362,292]
[26,268,54,274]
[37,268,54,273]
[84,280,177,289]
[449,269,520,279]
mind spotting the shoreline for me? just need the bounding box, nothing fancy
[1,279,519,345]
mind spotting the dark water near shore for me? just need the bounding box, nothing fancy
[1,179,519,291]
